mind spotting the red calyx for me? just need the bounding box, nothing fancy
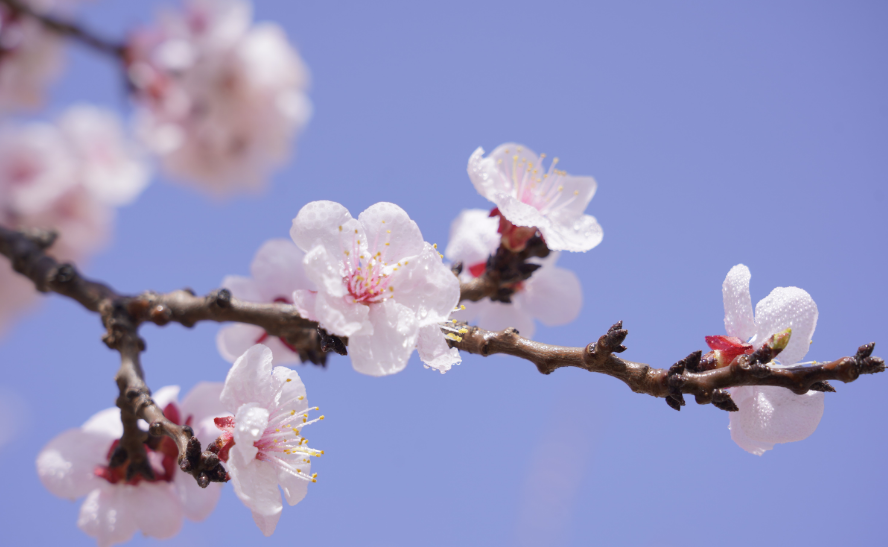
[489,207,538,252]
[705,335,753,365]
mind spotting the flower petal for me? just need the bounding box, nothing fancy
[313,291,371,338]
[271,367,308,415]
[37,428,110,499]
[728,389,775,456]
[417,324,461,373]
[81,408,124,438]
[216,323,267,364]
[349,300,418,376]
[78,485,139,547]
[261,336,303,366]
[174,472,222,522]
[220,344,277,412]
[537,213,603,253]
[517,265,582,326]
[467,145,521,203]
[754,286,818,365]
[290,200,353,254]
[732,385,825,452]
[474,300,537,339]
[444,209,500,267]
[390,243,460,326]
[228,458,283,535]
[358,202,424,263]
[251,508,282,537]
[151,385,180,411]
[179,382,227,443]
[302,245,348,298]
[546,174,598,222]
[250,238,313,299]
[722,264,756,341]
[129,482,183,540]
[232,402,270,466]
[220,275,264,303]
[292,289,318,321]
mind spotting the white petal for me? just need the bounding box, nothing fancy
[292,289,318,321]
[78,485,139,547]
[467,146,512,204]
[444,209,500,267]
[722,264,756,341]
[220,275,264,303]
[261,336,303,366]
[228,458,283,535]
[220,344,276,412]
[314,291,370,338]
[733,386,825,450]
[517,265,582,326]
[81,408,124,438]
[728,389,775,456]
[128,482,183,540]
[537,213,603,253]
[277,458,309,507]
[174,471,222,522]
[497,194,549,229]
[232,403,270,466]
[302,245,348,298]
[474,300,537,339]
[37,428,110,499]
[546,174,598,221]
[271,367,309,414]
[179,382,227,443]
[390,243,461,326]
[151,385,180,411]
[251,509,282,537]
[358,202,424,263]
[250,238,313,299]
[349,300,418,376]
[417,324,461,373]
[290,200,353,254]
[216,323,267,363]
[754,287,818,365]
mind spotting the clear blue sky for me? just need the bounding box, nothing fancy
[1,1,886,546]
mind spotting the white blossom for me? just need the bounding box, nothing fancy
[718,264,823,455]
[291,200,461,375]
[129,0,311,193]
[0,1,63,111]
[218,344,323,536]
[36,383,225,547]
[217,238,314,365]
[445,209,583,338]
[467,143,602,252]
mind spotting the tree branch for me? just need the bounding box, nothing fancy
[0,0,124,58]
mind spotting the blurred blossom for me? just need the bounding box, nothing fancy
[128,0,311,194]
[217,238,315,365]
[36,384,226,547]
[291,201,462,376]
[445,209,583,338]
[0,0,63,111]
[468,143,602,252]
[719,264,824,455]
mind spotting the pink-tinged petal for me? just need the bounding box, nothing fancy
[271,367,309,414]
[467,146,513,204]
[261,337,303,366]
[517,265,582,326]
[217,323,267,363]
[474,300,537,339]
[290,200,353,254]
[221,275,264,303]
[444,208,501,267]
[728,389,775,456]
[78,485,139,547]
[390,243,461,326]
[302,246,348,298]
[37,428,109,499]
[314,291,370,338]
[278,464,309,507]
[174,471,222,522]
[358,202,424,262]
[292,289,318,321]
[151,385,180,411]
[81,408,124,438]
[753,286,818,366]
[546,175,598,222]
[417,324,461,373]
[732,385,825,452]
[128,482,183,540]
[179,382,226,442]
[220,344,276,412]
[537,213,603,253]
[497,194,548,230]
[232,403,270,466]
[722,264,756,341]
[228,458,283,535]
[250,238,313,299]
[349,300,418,376]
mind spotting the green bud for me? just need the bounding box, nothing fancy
[765,328,792,354]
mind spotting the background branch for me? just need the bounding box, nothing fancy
[0,0,124,58]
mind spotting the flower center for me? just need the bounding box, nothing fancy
[497,148,581,216]
[340,227,397,305]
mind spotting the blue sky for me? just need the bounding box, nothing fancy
[1,1,886,546]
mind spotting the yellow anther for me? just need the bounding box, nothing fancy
[338,225,342,231]
[387,230,391,234]
[354,229,358,234]
[540,153,546,158]
[460,304,466,310]
[290,410,296,415]
[298,395,304,400]
[459,328,468,334]
[312,473,318,478]
[558,185,563,192]
[574,190,579,195]
[286,378,291,382]
[451,319,457,323]
[381,220,386,223]
[319,415,325,420]
[275,429,280,432]
[389,287,394,292]
[385,242,390,246]
[312,479,317,483]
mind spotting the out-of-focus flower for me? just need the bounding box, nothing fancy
[128,0,311,193]
[445,209,582,338]
[218,344,323,536]
[36,383,226,547]
[0,1,63,111]
[291,200,461,375]
[217,238,315,365]
[467,143,602,253]
[715,264,823,456]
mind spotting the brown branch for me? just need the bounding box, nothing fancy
[453,321,885,412]
[0,0,125,58]
[458,235,550,303]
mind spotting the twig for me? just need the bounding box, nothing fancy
[0,0,125,58]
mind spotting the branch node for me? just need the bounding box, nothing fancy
[317,327,348,355]
[53,263,76,285]
[711,389,739,412]
[148,421,164,437]
[210,288,231,308]
[809,381,836,393]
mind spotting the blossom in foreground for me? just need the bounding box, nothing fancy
[217,238,315,365]
[291,200,462,375]
[715,264,822,455]
[467,143,603,253]
[36,383,226,547]
[445,209,583,338]
[217,344,323,536]
[129,0,311,193]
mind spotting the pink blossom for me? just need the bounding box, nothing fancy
[718,264,823,455]
[129,0,311,193]
[468,143,603,252]
[218,344,323,536]
[36,383,226,547]
[445,209,583,338]
[291,201,462,375]
[0,2,63,111]
[217,238,315,365]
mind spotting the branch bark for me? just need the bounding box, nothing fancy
[0,0,124,58]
